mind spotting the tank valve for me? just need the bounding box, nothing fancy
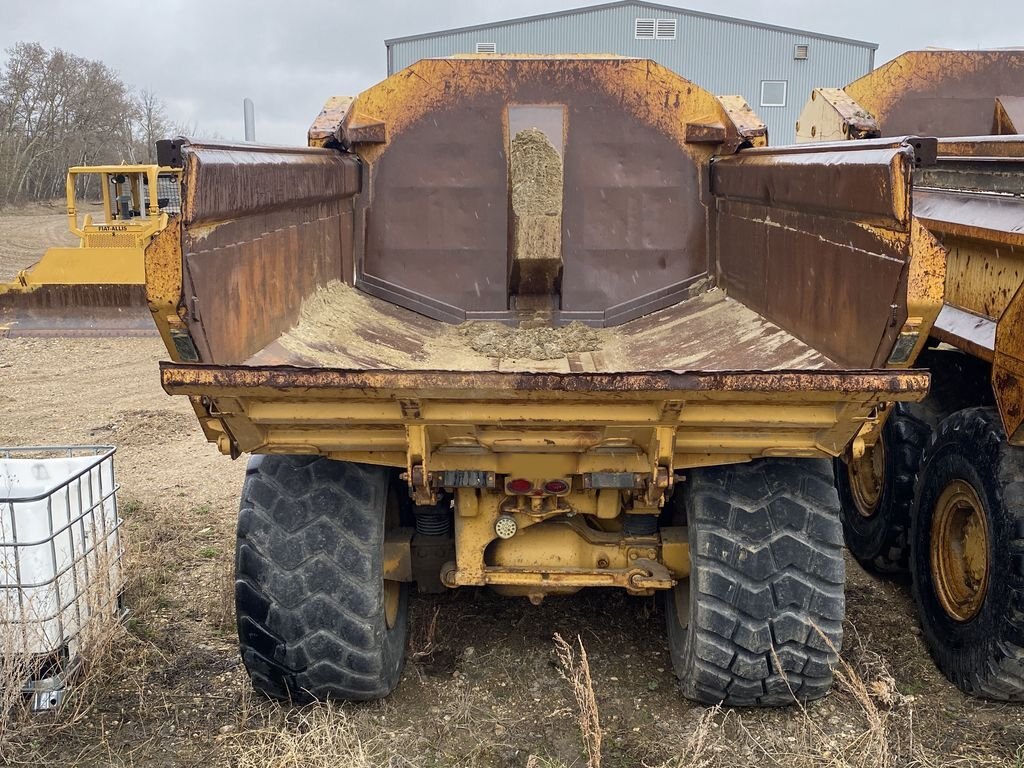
[494,514,518,539]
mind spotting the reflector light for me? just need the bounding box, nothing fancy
[507,478,533,494]
[543,479,570,494]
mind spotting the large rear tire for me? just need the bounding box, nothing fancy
[666,458,845,706]
[834,404,929,572]
[235,455,408,703]
[834,348,994,575]
[910,408,1024,700]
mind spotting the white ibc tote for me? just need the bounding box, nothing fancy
[0,446,123,708]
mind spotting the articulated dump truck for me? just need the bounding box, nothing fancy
[797,50,1024,701]
[144,57,948,706]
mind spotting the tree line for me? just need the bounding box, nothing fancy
[0,42,174,207]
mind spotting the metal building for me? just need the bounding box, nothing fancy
[385,1,877,144]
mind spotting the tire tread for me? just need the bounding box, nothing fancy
[912,407,1024,701]
[671,459,844,706]
[235,455,405,703]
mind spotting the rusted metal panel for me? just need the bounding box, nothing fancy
[910,141,1024,363]
[160,361,929,469]
[684,122,727,144]
[243,282,834,374]
[995,280,1024,442]
[144,219,182,313]
[346,57,764,326]
[709,140,926,368]
[160,362,929,397]
[796,87,881,144]
[914,188,1024,248]
[343,112,387,145]
[711,146,911,223]
[170,140,361,365]
[937,135,1024,159]
[177,140,359,225]
[909,134,1024,443]
[933,304,996,361]
[844,50,1024,138]
[558,83,705,323]
[898,218,949,366]
[994,96,1024,134]
[714,95,767,149]
[941,235,1024,320]
[307,96,354,147]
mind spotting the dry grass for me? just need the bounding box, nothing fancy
[225,698,390,768]
[647,626,925,768]
[208,557,236,635]
[553,632,602,768]
[0,535,138,766]
[409,605,440,662]
[0,622,42,738]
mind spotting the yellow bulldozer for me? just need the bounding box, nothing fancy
[0,163,180,337]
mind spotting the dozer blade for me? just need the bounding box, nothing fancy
[0,284,155,338]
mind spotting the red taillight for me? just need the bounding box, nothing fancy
[543,479,570,495]
[507,478,533,494]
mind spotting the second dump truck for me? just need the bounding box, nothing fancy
[141,56,948,706]
[797,50,1024,702]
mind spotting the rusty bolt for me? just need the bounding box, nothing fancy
[597,558,609,569]
[411,465,425,487]
[440,563,458,588]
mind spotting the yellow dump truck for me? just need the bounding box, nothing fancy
[797,50,1024,701]
[0,164,179,337]
[141,56,950,706]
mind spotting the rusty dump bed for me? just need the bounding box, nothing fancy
[148,57,939,474]
[797,50,1024,142]
[246,284,831,373]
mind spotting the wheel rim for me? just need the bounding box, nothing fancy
[384,577,400,629]
[848,440,885,517]
[930,479,990,622]
[384,486,401,630]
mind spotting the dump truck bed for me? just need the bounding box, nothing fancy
[147,58,942,490]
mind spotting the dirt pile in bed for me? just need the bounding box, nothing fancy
[459,320,601,360]
[276,281,605,366]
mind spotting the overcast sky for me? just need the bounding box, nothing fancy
[2,0,1020,144]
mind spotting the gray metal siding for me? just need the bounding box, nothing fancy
[387,2,873,144]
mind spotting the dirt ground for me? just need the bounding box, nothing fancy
[1,213,1023,767]
[0,203,79,282]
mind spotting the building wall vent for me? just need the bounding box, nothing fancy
[635,18,656,38]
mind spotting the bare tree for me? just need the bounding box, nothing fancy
[0,42,175,207]
[134,89,170,163]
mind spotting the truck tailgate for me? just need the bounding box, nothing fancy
[162,360,927,472]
